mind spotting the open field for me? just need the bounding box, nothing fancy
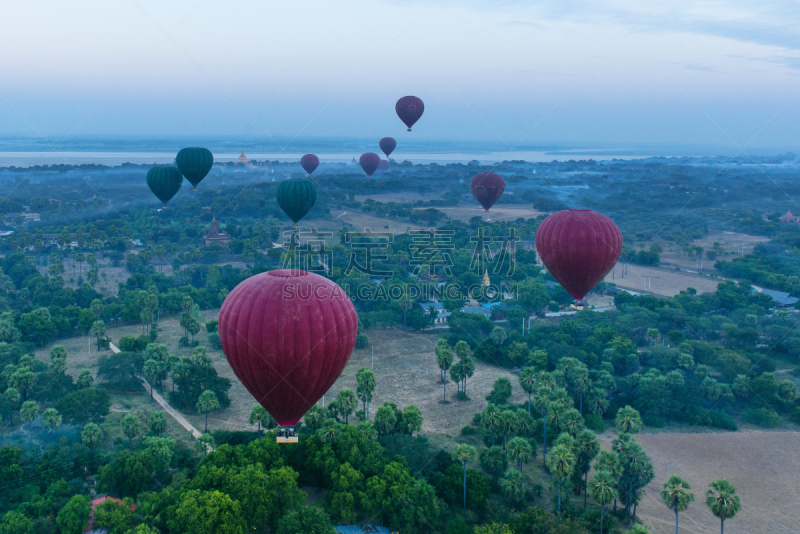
[604,264,722,297]
[305,211,426,235]
[596,431,800,534]
[36,315,527,437]
[436,203,544,223]
[658,231,772,273]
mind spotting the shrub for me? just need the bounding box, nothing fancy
[461,425,477,436]
[56,388,111,424]
[355,334,369,349]
[208,332,222,350]
[707,410,738,431]
[118,335,138,352]
[583,414,605,433]
[742,408,782,428]
[206,320,218,333]
[642,415,666,428]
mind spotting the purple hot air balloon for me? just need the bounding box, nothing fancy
[378,159,390,171]
[395,96,424,131]
[300,154,319,176]
[359,153,381,178]
[379,137,396,158]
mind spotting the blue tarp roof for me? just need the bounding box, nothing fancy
[334,526,393,534]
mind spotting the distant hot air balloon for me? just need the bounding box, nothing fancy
[147,166,183,208]
[218,270,358,428]
[470,172,505,211]
[395,96,424,131]
[379,137,396,157]
[360,153,381,178]
[276,179,316,223]
[300,154,319,176]
[175,147,213,191]
[535,209,622,301]
[378,159,390,172]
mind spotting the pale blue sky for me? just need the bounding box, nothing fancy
[0,0,798,149]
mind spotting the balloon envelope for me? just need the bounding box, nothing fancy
[395,96,424,131]
[218,270,358,427]
[276,179,316,223]
[535,209,622,301]
[359,152,381,177]
[470,172,505,211]
[379,137,396,157]
[378,159,390,171]
[175,147,213,190]
[147,166,183,208]
[300,154,319,175]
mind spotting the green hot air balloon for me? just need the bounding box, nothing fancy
[276,179,316,224]
[147,166,183,209]
[175,147,214,191]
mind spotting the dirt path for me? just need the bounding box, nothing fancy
[109,342,211,450]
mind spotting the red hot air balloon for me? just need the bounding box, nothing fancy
[396,96,424,131]
[359,152,381,178]
[378,159,390,171]
[379,137,396,157]
[470,172,505,211]
[300,154,319,176]
[218,270,357,428]
[535,209,622,301]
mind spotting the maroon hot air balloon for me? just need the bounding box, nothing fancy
[300,154,319,176]
[359,152,381,178]
[395,96,424,131]
[535,209,622,301]
[379,137,396,157]
[470,172,505,211]
[218,270,357,428]
[378,159,390,171]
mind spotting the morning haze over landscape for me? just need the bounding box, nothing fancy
[0,1,798,534]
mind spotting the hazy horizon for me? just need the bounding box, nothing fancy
[1,0,799,150]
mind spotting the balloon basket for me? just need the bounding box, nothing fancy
[276,427,298,443]
[407,128,411,132]
[569,300,586,311]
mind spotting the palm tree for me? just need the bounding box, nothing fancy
[318,420,341,443]
[546,444,576,514]
[590,470,618,534]
[121,414,140,447]
[196,390,220,432]
[356,367,376,418]
[249,406,274,437]
[519,367,537,415]
[19,400,39,440]
[335,389,357,424]
[81,423,102,449]
[533,387,556,464]
[436,344,453,402]
[304,404,326,431]
[41,408,62,433]
[482,403,502,446]
[4,387,20,423]
[500,468,526,510]
[615,405,643,434]
[706,479,741,534]
[507,437,533,471]
[661,475,694,534]
[452,444,476,510]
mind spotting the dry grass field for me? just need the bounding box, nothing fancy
[436,203,544,223]
[595,431,800,534]
[604,264,722,297]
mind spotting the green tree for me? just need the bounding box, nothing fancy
[706,479,741,534]
[491,326,507,346]
[150,411,168,436]
[500,468,526,510]
[120,413,140,446]
[487,376,513,405]
[50,344,68,361]
[77,370,94,389]
[328,462,363,524]
[167,489,246,534]
[56,495,91,534]
[519,367,538,414]
[401,404,423,435]
[94,497,136,534]
[452,443,476,510]
[41,408,62,432]
[574,429,601,508]
[590,470,618,534]
[661,475,694,534]
[249,405,275,436]
[480,446,509,487]
[374,402,398,436]
[277,506,336,534]
[507,436,533,471]
[197,389,221,432]
[335,389,357,424]
[3,387,20,422]
[0,511,34,534]
[546,444,576,513]
[481,403,503,446]
[778,380,798,410]
[356,367,376,418]
[19,400,39,439]
[305,404,326,431]
[82,422,102,449]
[615,405,643,434]
[144,359,159,400]
[10,369,36,400]
[436,342,454,401]
[92,320,107,349]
